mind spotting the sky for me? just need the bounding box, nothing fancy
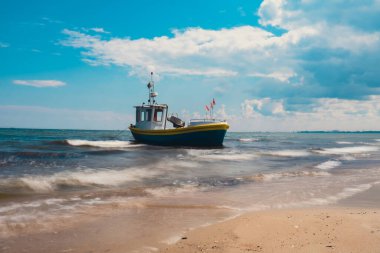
[1,0,380,131]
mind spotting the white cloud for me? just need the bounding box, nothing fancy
[42,17,63,24]
[241,98,286,118]
[258,0,380,52]
[215,104,229,119]
[237,96,380,131]
[61,16,379,82]
[13,80,66,88]
[89,27,110,34]
[61,26,282,77]
[258,0,290,27]
[248,70,295,82]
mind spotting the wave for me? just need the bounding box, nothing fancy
[238,138,259,143]
[315,146,379,155]
[300,183,374,206]
[186,149,256,161]
[262,149,311,157]
[336,141,353,144]
[340,155,356,161]
[315,160,342,170]
[270,183,375,209]
[66,139,142,148]
[145,184,205,197]
[0,167,161,193]
[244,170,330,182]
[0,151,80,159]
[202,153,256,161]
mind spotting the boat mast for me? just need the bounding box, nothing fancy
[147,72,157,105]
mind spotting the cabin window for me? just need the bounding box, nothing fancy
[140,110,148,122]
[138,108,153,122]
[136,109,141,122]
[154,109,163,122]
[145,109,152,121]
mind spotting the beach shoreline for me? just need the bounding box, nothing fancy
[2,185,380,253]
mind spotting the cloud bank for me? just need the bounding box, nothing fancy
[13,80,66,88]
[60,0,380,131]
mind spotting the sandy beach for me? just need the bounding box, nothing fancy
[159,207,380,253]
[160,185,380,253]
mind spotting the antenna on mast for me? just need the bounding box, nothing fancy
[147,72,158,105]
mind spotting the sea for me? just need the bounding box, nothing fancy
[1,128,380,251]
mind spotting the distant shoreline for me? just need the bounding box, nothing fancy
[297,130,380,134]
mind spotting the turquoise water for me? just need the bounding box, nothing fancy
[1,128,380,238]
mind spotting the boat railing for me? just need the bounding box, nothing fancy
[190,118,225,122]
[189,118,226,126]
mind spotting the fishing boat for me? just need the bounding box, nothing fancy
[129,73,229,147]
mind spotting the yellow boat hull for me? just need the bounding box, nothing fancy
[129,122,229,147]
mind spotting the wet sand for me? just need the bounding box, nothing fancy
[0,201,234,253]
[2,185,380,253]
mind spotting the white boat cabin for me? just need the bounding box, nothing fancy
[132,72,222,131]
[134,104,168,130]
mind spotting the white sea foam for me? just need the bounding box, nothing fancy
[315,160,342,170]
[145,184,204,197]
[315,146,379,155]
[263,149,311,157]
[186,149,256,161]
[202,153,257,161]
[66,139,142,148]
[340,155,356,161]
[239,138,258,142]
[269,183,375,210]
[375,139,380,142]
[0,195,125,237]
[302,183,373,206]
[0,201,42,213]
[246,170,330,182]
[336,141,353,144]
[1,167,161,193]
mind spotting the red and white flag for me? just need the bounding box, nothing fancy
[205,105,210,111]
[210,102,214,109]
[213,98,216,105]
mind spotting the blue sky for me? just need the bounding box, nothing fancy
[1,0,380,131]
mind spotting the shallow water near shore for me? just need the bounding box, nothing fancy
[1,128,380,252]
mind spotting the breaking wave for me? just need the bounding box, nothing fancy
[66,139,143,148]
[315,160,342,170]
[238,138,259,142]
[0,167,161,193]
[315,146,379,155]
[262,149,311,157]
[201,153,257,161]
[336,141,353,144]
